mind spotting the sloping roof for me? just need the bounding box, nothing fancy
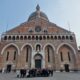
[3,19,70,35]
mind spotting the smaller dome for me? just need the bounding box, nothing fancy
[28,5,49,22]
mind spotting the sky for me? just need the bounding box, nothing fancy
[0,0,80,47]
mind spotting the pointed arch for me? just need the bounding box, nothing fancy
[21,43,32,68]
[44,43,55,69]
[43,43,55,51]
[21,43,33,51]
[1,43,20,55]
[56,43,76,55]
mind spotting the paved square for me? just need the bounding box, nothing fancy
[0,72,80,80]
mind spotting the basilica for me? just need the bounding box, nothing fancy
[0,5,80,72]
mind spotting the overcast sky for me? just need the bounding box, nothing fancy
[0,0,80,47]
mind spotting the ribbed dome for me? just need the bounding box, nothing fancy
[28,5,49,22]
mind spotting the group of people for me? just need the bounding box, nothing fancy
[17,69,53,78]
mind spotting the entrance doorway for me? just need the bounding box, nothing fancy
[64,64,69,72]
[35,59,41,68]
[6,65,12,72]
[34,54,42,69]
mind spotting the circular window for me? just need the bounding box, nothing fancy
[35,26,41,32]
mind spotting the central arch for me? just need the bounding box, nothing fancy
[34,54,42,69]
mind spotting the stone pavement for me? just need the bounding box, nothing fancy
[0,72,80,80]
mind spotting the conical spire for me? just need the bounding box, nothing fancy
[36,4,40,11]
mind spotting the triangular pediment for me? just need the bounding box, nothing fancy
[4,19,70,35]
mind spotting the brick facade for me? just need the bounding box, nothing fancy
[0,5,80,72]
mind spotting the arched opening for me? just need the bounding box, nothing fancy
[45,45,55,69]
[36,36,38,40]
[54,36,57,40]
[34,54,42,69]
[62,36,65,40]
[3,45,18,61]
[44,30,48,33]
[70,36,73,40]
[4,36,7,40]
[2,45,18,72]
[32,36,35,40]
[8,36,11,40]
[20,36,23,40]
[16,36,19,40]
[22,45,32,68]
[28,36,31,40]
[24,36,27,40]
[58,44,76,71]
[51,36,53,40]
[39,36,42,40]
[12,36,15,40]
[66,36,69,40]
[58,36,61,40]
[47,36,50,40]
[43,36,46,40]
[36,44,41,51]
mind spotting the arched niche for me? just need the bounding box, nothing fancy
[21,45,32,68]
[44,45,55,69]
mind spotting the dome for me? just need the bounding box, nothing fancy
[28,5,49,22]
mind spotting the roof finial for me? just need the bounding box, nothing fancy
[36,4,40,11]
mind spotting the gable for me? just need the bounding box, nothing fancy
[4,19,70,35]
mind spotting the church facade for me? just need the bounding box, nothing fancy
[0,5,80,72]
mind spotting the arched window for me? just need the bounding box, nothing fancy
[62,36,65,40]
[45,45,54,64]
[68,52,71,61]
[54,36,57,40]
[51,36,53,40]
[36,44,41,51]
[24,36,27,40]
[26,47,28,62]
[70,36,73,40]
[47,36,50,40]
[39,36,42,40]
[28,36,31,40]
[13,51,16,60]
[8,36,11,40]
[32,36,35,40]
[20,36,23,40]
[43,36,46,40]
[25,45,32,63]
[36,36,38,40]
[66,36,69,40]
[6,51,9,61]
[47,47,50,62]
[12,36,15,40]
[4,36,7,40]
[58,36,61,40]
[44,30,48,33]
[16,36,19,40]
[60,52,63,62]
